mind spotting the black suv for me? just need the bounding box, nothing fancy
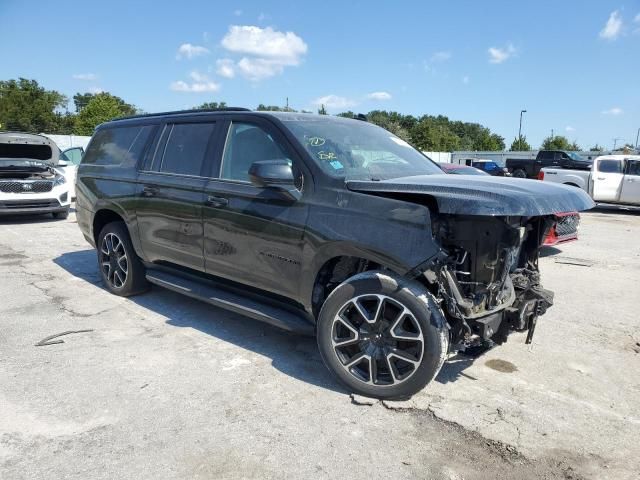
[76,109,593,399]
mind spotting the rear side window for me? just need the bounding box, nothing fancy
[598,159,622,173]
[83,126,153,166]
[159,123,216,176]
[625,160,640,176]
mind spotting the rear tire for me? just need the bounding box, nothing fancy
[97,221,149,296]
[316,271,448,400]
[512,169,527,178]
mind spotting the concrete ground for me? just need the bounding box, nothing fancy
[1,206,638,480]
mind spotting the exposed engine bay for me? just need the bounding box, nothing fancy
[425,214,556,351]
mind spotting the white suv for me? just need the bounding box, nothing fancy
[0,132,71,219]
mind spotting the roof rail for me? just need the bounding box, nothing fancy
[116,107,251,121]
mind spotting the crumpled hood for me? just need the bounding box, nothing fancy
[346,174,595,216]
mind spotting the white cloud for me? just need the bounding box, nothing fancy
[221,25,307,62]
[488,44,516,64]
[176,43,210,60]
[216,58,236,78]
[600,10,623,40]
[218,25,307,81]
[601,107,623,115]
[366,91,392,101]
[73,73,97,81]
[311,94,357,110]
[565,126,576,132]
[430,51,451,62]
[88,86,104,94]
[635,13,640,22]
[462,76,470,84]
[236,57,286,81]
[170,72,220,92]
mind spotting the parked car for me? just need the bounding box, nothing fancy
[59,146,84,200]
[441,162,580,246]
[506,150,592,179]
[461,158,509,176]
[439,163,489,175]
[76,109,593,399]
[540,155,640,206]
[0,132,71,218]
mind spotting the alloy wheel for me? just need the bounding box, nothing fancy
[331,294,424,386]
[99,233,129,289]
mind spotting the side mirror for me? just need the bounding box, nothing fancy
[57,160,70,167]
[248,160,300,201]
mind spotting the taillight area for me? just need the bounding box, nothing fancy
[537,171,545,181]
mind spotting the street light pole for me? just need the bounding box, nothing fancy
[636,128,639,150]
[518,110,527,150]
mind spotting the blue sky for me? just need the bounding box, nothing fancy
[1,0,639,149]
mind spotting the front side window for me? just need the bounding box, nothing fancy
[220,122,290,182]
[598,159,622,174]
[283,117,442,180]
[159,123,215,176]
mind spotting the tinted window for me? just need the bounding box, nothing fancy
[83,126,152,166]
[626,160,640,176]
[221,122,290,182]
[159,123,215,176]
[539,151,552,160]
[598,159,622,173]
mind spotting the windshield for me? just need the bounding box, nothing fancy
[449,166,489,176]
[282,117,443,180]
[567,152,584,162]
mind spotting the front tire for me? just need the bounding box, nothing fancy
[317,271,448,400]
[97,221,149,296]
[52,208,69,219]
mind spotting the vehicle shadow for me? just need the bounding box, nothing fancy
[0,213,61,224]
[540,246,563,258]
[591,204,640,215]
[53,249,347,395]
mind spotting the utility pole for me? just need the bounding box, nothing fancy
[285,97,289,111]
[518,110,527,150]
[551,129,554,140]
[636,127,639,150]
[612,137,623,151]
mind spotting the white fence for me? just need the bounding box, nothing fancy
[422,151,452,163]
[40,134,91,151]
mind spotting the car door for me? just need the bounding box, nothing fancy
[135,120,219,271]
[619,159,640,204]
[592,158,624,202]
[201,117,309,300]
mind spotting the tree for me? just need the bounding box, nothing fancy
[194,101,227,110]
[74,93,137,135]
[0,78,67,132]
[509,135,531,151]
[589,144,604,152]
[541,135,579,151]
[318,104,327,115]
[73,92,97,112]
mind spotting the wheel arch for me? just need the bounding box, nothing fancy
[304,242,410,319]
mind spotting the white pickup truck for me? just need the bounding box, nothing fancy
[539,154,640,206]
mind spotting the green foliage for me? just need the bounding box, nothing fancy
[74,93,137,135]
[338,110,504,152]
[509,135,532,151]
[317,104,327,115]
[589,144,603,152]
[194,101,227,110]
[541,135,580,151]
[73,92,96,112]
[0,78,67,132]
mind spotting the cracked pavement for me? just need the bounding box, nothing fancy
[1,206,639,480]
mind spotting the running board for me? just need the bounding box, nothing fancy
[145,270,315,335]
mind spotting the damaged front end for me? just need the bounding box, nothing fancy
[425,214,555,351]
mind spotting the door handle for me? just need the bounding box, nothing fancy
[142,186,159,197]
[596,177,606,180]
[206,195,229,208]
